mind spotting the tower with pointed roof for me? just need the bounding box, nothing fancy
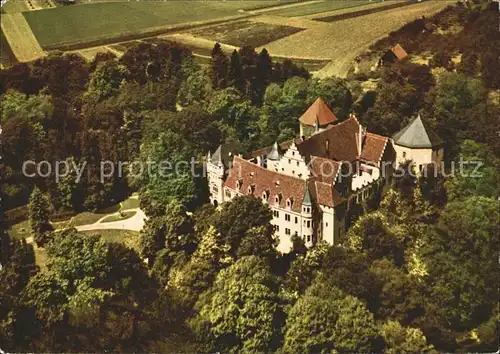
[207,143,241,206]
[266,142,281,172]
[392,114,444,173]
[299,97,338,137]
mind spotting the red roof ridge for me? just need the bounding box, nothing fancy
[231,155,305,183]
[323,115,359,131]
[365,132,388,141]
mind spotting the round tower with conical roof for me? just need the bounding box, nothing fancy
[392,114,444,173]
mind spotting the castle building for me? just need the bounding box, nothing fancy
[207,99,442,253]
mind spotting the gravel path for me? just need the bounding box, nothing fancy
[75,208,147,232]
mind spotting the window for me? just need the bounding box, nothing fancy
[307,220,311,228]
[295,217,298,224]
[288,159,291,164]
[296,161,299,166]
[307,235,311,242]
[285,214,291,222]
[285,228,291,235]
[225,190,232,198]
[273,210,279,218]
[402,151,406,158]
[212,185,218,193]
[292,151,295,156]
[276,225,280,232]
[326,222,328,227]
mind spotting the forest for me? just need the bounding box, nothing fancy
[0,1,499,352]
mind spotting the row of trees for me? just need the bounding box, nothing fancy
[0,40,315,212]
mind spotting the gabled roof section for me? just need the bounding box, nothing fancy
[313,180,344,208]
[391,43,408,61]
[299,97,338,126]
[297,116,361,162]
[392,114,443,149]
[360,133,389,165]
[224,156,307,213]
[309,156,341,184]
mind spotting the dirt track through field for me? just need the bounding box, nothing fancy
[254,1,452,78]
[247,0,323,14]
[160,33,239,54]
[1,13,45,62]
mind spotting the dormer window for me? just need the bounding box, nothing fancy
[286,198,293,208]
[262,190,269,202]
[248,185,255,194]
[275,193,282,205]
[236,180,242,190]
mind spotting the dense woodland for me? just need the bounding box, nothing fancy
[0,1,499,352]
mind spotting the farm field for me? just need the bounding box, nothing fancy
[0,30,18,69]
[2,0,56,13]
[264,0,383,17]
[2,0,31,13]
[1,13,45,62]
[256,1,453,78]
[22,1,288,50]
[314,0,415,22]
[299,0,404,19]
[188,20,303,48]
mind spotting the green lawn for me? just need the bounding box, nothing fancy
[82,229,140,250]
[69,212,105,227]
[120,196,140,210]
[23,1,286,49]
[265,0,382,17]
[8,220,30,240]
[101,211,137,223]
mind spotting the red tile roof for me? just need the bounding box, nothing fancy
[224,156,307,212]
[299,98,338,126]
[391,44,408,61]
[360,133,388,166]
[313,180,344,208]
[297,116,361,162]
[309,156,341,184]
